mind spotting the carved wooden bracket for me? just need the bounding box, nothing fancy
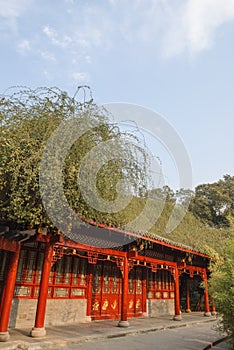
[150,263,157,272]
[52,246,64,264]
[87,252,98,264]
[189,270,194,278]
[128,260,135,271]
[115,257,124,272]
[177,261,186,269]
[170,267,175,276]
[178,268,184,276]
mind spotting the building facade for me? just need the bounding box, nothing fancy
[0,223,212,341]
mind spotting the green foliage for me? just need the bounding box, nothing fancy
[0,86,233,261]
[209,240,234,348]
[0,87,151,230]
[190,175,234,228]
[146,183,234,258]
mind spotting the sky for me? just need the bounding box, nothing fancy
[0,0,234,191]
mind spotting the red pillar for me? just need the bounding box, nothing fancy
[0,246,20,342]
[173,266,182,321]
[186,278,191,312]
[211,298,216,316]
[142,271,147,314]
[30,244,54,337]
[118,255,129,327]
[203,269,211,317]
[86,265,93,318]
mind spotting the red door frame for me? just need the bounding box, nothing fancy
[90,261,147,320]
[90,260,122,320]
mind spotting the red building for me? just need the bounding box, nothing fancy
[0,222,212,342]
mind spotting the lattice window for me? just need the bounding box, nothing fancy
[49,256,87,298]
[147,269,174,299]
[14,245,87,299]
[136,267,142,295]
[128,269,135,294]
[112,275,119,293]
[92,263,102,294]
[15,245,43,297]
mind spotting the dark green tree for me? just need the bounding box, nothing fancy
[190,176,234,228]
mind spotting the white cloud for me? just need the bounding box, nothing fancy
[0,0,31,18]
[43,25,73,48]
[4,0,233,88]
[0,0,31,35]
[60,0,234,59]
[74,35,90,49]
[43,69,53,81]
[183,0,234,54]
[17,39,31,54]
[85,55,92,64]
[103,0,234,57]
[39,50,56,61]
[72,72,90,83]
[137,0,234,57]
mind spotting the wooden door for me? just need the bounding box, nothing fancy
[91,261,122,320]
[128,267,145,317]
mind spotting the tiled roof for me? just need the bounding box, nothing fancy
[84,220,209,257]
[0,221,209,258]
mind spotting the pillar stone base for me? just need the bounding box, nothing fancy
[85,316,92,322]
[30,327,46,338]
[204,312,212,317]
[118,320,130,328]
[211,311,217,316]
[173,315,182,321]
[0,332,10,342]
[185,309,191,313]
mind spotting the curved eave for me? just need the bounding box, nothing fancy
[86,219,211,259]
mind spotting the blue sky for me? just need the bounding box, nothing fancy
[0,0,234,190]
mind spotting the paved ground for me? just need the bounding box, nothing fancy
[62,323,230,350]
[213,341,230,349]
[0,313,229,350]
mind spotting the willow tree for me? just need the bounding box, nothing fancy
[0,86,151,233]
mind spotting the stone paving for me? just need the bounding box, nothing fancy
[0,313,229,350]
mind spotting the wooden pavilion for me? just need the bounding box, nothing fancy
[0,221,213,341]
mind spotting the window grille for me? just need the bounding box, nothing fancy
[13,245,87,299]
[147,269,174,299]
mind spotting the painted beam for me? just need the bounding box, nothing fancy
[0,236,19,252]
